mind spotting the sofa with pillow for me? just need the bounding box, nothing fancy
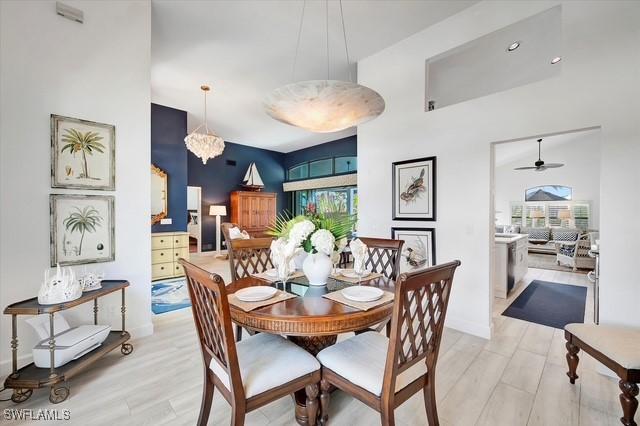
[496,226,582,255]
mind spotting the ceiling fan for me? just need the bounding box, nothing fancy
[514,139,564,172]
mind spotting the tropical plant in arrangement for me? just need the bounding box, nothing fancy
[268,206,355,256]
[60,128,106,180]
[63,206,103,256]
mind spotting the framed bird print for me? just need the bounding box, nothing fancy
[51,114,115,190]
[50,194,115,266]
[391,227,436,274]
[392,156,436,220]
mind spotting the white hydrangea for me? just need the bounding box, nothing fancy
[288,220,315,248]
[310,229,336,256]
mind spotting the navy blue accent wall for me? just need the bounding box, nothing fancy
[151,103,188,233]
[188,142,286,252]
[283,135,357,168]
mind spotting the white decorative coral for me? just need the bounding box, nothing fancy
[38,264,82,305]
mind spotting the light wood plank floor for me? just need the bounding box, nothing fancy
[1,258,632,426]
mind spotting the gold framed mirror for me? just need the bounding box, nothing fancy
[151,164,168,225]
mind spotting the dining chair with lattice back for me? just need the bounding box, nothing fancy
[317,260,461,426]
[220,222,239,259]
[227,237,274,341]
[358,237,404,280]
[179,259,321,426]
[355,237,405,335]
[228,237,274,282]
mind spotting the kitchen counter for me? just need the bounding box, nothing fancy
[495,233,528,244]
[494,234,528,298]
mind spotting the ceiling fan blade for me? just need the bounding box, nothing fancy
[543,163,564,168]
[535,166,547,172]
[514,166,538,170]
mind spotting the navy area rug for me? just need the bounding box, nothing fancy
[502,280,587,329]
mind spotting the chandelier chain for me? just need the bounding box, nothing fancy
[326,0,329,80]
[291,0,306,81]
[339,0,352,82]
[203,89,208,134]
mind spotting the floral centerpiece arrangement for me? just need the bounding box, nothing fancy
[268,201,355,286]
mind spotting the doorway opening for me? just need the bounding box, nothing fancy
[489,127,601,334]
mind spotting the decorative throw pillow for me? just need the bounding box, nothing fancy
[552,229,579,242]
[559,246,576,257]
[229,227,250,240]
[527,228,550,241]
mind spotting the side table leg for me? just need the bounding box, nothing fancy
[93,299,98,325]
[10,314,18,379]
[120,288,134,355]
[120,288,126,335]
[48,313,57,379]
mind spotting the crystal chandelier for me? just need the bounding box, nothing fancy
[184,85,225,164]
[264,0,385,133]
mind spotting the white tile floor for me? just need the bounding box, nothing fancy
[1,257,632,425]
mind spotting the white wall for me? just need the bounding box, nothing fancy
[495,131,601,227]
[358,0,640,338]
[0,1,152,374]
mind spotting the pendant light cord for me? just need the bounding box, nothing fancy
[291,0,306,81]
[339,0,352,82]
[203,89,209,134]
[326,0,330,80]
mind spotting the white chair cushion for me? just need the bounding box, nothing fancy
[209,333,320,398]
[565,323,640,369]
[316,331,427,396]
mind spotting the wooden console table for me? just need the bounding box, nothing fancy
[3,280,133,404]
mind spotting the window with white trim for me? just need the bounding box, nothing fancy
[510,201,591,230]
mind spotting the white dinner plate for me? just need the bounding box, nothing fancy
[341,269,372,279]
[341,286,384,303]
[235,286,278,302]
[264,269,278,278]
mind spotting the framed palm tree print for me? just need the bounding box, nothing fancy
[50,194,115,266]
[392,156,436,220]
[51,114,115,190]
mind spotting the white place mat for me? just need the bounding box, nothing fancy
[228,289,297,312]
[322,288,394,311]
[330,270,384,284]
[252,270,305,283]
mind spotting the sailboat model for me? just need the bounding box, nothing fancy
[241,162,264,191]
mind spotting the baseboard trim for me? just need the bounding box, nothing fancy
[445,315,492,339]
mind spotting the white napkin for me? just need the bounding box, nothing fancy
[270,238,302,281]
[349,238,368,275]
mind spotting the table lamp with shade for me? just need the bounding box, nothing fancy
[209,205,227,256]
[558,209,573,227]
[530,209,545,227]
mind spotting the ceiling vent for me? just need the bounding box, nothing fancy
[56,1,83,24]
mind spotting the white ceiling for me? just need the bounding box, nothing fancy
[151,0,477,152]
[494,128,600,167]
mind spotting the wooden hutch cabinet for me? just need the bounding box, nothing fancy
[230,191,277,237]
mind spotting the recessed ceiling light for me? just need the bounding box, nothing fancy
[506,41,521,52]
[551,56,562,64]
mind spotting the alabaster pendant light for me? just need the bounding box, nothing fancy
[184,85,225,164]
[264,0,385,133]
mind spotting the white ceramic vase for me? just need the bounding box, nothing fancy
[302,252,332,286]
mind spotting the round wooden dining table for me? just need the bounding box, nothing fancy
[226,275,396,426]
